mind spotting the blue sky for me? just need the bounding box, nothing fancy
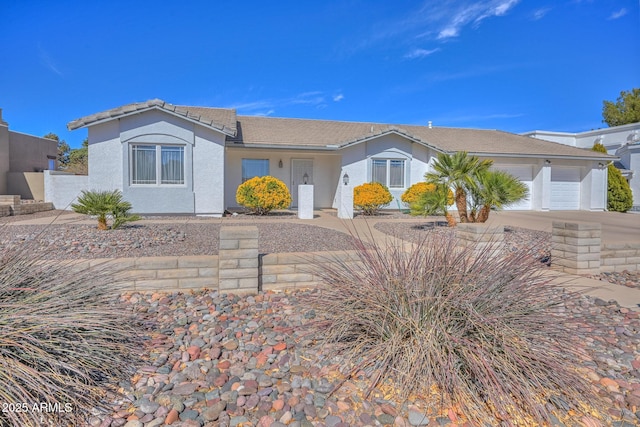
[1,0,638,148]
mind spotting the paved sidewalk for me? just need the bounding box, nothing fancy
[5,209,640,309]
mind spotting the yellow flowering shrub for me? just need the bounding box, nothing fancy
[401,182,454,206]
[353,182,393,215]
[236,176,291,215]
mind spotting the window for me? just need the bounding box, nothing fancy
[131,145,184,185]
[371,159,405,188]
[242,159,269,182]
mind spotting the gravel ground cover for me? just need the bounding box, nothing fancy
[1,222,359,259]
[86,288,640,427]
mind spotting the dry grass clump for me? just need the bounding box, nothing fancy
[0,225,143,426]
[304,231,606,425]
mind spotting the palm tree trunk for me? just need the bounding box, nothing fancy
[97,216,108,230]
[455,188,468,223]
[477,205,491,223]
[445,212,457,227]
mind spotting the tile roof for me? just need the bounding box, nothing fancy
[230,115,613,160]
[68,99,614,160]
[67,99,237,136]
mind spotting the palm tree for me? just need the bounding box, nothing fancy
[424,152,492,223]
[469,170,529,222]
[409,183,457,227]
[71,190,140,230]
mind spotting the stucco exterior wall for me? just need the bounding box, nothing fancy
[1,122,57,195]
[0,124,9,194]
[87,109,227,215]
[44,170,89,209]
[7,172,45,200]
[225,148,340,209]
[336,134,433,209]
[525,122,639,210]
[194,126,225,215]
[8,131,57,173]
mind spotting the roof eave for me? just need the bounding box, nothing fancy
[336,129,446,153]
[68,105,237,137]
[468,152,618,161]
[226,142,338,151]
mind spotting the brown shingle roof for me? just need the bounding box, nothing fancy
[67,99,237,136]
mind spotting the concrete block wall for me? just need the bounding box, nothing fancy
[70,255,219,292]
[601,243,640,272]
[551,221,601,275]
[261,250,360,291]
[0,194,53,216]
[456,223,504,259]
[218,226,259,293]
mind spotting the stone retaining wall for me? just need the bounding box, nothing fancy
[0,194,53,217]
[601,243,640,272]
[551,221,602,275]
[77,256,219,292]
[261,251,361,291]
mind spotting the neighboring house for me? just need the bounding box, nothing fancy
[523,122,640,211]
[49,99,614,215]
[0,108,58,200]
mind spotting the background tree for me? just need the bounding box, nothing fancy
[43,132,70,169]
[602,88,640,127]
[592,143,633,212]
[67,138,89,175]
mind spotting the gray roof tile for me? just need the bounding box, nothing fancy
[68,100,614,160]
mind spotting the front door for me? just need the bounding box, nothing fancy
[291,159,314,207]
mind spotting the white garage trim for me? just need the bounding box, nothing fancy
[494,165,533,210]
[551,167,581,210]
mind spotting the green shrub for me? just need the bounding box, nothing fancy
[0,225,143,426]
[303,232,607,425]
[592,143,634,212]
[71,189,141,230]
[236,176,292,215]
[353,182,393,215]
[608,164,633,212]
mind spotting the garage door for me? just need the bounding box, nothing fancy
[495,165,532,210]
[551,167,581,210]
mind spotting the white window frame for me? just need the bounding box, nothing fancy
[370,158,406,189]
[130,144,185,186]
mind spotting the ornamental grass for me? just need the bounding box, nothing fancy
[0,225,144,426]
[303,230,607,425]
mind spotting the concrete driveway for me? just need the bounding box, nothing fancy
[484,211,640,244]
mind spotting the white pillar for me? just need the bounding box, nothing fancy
[298,185,314,219]
[338,184,354,219]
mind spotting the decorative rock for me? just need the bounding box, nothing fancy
[165,409,179,425]
[408,408,429,426]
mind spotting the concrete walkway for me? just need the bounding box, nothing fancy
[5,209,640,309]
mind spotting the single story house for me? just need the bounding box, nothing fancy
[0,108,58,200]
[47,99,615,215]
[523,122,639,211]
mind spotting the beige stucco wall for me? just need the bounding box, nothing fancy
[8,130,57,172]
[7,172,45,200]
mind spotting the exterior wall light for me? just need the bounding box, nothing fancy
[303,173,309,184]
[343,173,349,185]
[278,159,283,168]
